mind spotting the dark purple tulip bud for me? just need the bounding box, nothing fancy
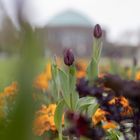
[93,24,102,38]
[64,48,74,66]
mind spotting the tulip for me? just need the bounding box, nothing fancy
[64,48,74,66]
[93,24,102,39]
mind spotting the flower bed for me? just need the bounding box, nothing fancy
[1,24,140,140]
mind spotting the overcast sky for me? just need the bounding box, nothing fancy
[1,0,140,44]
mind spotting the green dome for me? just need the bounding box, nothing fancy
[48,10,93,27]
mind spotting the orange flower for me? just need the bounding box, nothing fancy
[109,96,132,116]
[108,97,118,105]
[92,96,132,130]
[102,121,117,130]
[34,63,52,90]
[33,104,64,136]
[135,71,140,81]
[75,60,87,78]
[127,69,131,79]
[76,71,86,78]
[3,82,17,96]
[120,96,129,107]
[34,73,49,90]
[92,108,117,130]
[0,82,17,119]
[44,63,52,80]
[92,108,108,125]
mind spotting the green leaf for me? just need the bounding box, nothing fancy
[87,104,99,116]
[87,39,102,82]
[69,65,76,93]
[51,64,60,101]
[96,45,102,61]
[68,66,78,110]
[54,100,65,130]
[71,91,79,111]
[58,69,71,108]
[77,96,97,111]
[87,58,98,81]
[54,100,65,140]
[51,64,58,80]
[106,129,121,140]
[131,66,137,80]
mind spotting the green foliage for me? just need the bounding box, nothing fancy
[51,63,60,101]
[58,69,71,108]
[0,24,42,140]
[77,96,99,116]
[87,57,98,81]
[87,39,102,81]
[106,129,121,140]
[54,100,65,140]
[69,66,79,110]
[58,65,79,110]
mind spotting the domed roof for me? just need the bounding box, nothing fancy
[47,10,93,27]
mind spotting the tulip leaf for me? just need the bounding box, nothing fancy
[69,65,76,93]
[87,104,99,116]
[77,96,97,111]
[106,129,121,140]
[54,99,65,140]
[87,58,98,81]
[87,39,102,82]
[71,91,79,111]
[58,69,71,108]
[51,64,58,79]
[68,66,79,110]
[51,64,59,101]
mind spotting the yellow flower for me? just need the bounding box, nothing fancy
[135,71,140,80]
[120,96,129,107]
[75,60,87,78]
[34,63,52,90]
[127,69,131,79]
[44,63,52,80]
[33,104,64,136]
[3,82,17,96]
[92,108,108,125]
[34,73,49,90]
[92,97,132,130]
[76,71,86,78]
[109,96,133,116]
[0,82,17,119]
[102,121,117,130]
[108,97,117,105]
[92,108,117,130]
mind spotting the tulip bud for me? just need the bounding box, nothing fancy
[64,48,74,66]
[93,24,102,39]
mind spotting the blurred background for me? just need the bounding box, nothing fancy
[0,0,140,86]
[0,0,140,57]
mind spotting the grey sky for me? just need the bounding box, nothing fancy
[1,0,140,44]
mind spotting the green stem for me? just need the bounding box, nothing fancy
[131,66,137,80]
[59,133,62,140]
[88,38,102,82]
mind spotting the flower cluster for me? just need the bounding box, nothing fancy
[64,112,105,140]
[1,23,140,140]
[33,104,64,136]
[34,63,52,91]
[0,82,17,119]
